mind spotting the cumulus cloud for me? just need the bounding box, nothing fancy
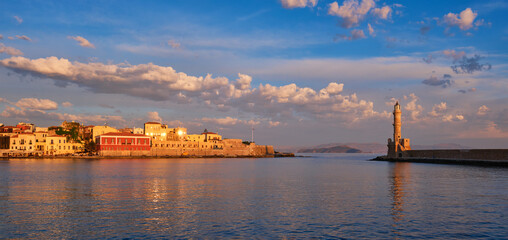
[371,5,392,19]
[335,29,366,41]
[68,36,95,48]
[16,35,31,41]
[1,106,125,125]
[269,121,281,127]
[147,111,163,122]
[422,74,452,88]
[61,102,73,107]
[0,43,23,56]
[280,0,317,9]
[367,23,375,36]
[202,116,244,126]
[442,49,466,62]
[451,55,491,74]
[167,40,181,49]
[477,105,489,116]
[429,102,447,117]
[0,56,388,122]
[0,97,124,125]
[404,93,423,121]
[442,114,465,122]
[14,16,23,24]
[15,98,58,110]
[328,0,375,28]
[442,8,478,31]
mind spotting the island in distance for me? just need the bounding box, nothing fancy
[295,143,471,154]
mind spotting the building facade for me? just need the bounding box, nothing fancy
[96,132,151,156]
[92,126,118,142]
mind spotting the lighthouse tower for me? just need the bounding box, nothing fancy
[387,102,411,158]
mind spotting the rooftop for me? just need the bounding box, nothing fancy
[99,132,148,137]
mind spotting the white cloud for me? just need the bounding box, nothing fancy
[16,35,31,41]
[0,97,124,126]
[68,36,95,48]
[368,23,375,36]
[477,105,489,116]
[15,98,58,110]
[202,116,242,125]
[443,8,478,31]
[404,93,423,121]
[0,43,23,56]
[61,102,73,107]
[442,114,465,122]
[269,121,281,127]
[0,56,388,122]
[280,0,317,9]
[372,6,392,19]
[429,102,447,117]
[147,111,163,122]
[14,16,23,24]
[442,49,466,61]
[328,0,375,28]
[335,29,366,41]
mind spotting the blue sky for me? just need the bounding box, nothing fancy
[1,0,507,148]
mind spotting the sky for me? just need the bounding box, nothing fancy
[0,0,507,148]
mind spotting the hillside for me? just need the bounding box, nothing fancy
[298,145,362,153]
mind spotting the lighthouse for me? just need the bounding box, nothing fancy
[387,101,411,158]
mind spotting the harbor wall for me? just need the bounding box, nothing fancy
[399,149,508,160]
[97,143,274,157]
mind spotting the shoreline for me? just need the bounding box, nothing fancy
[0,152,295,160]
[372,155,508,167]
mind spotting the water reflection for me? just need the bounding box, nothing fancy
[1,156,507,239]
[389,162,411,237]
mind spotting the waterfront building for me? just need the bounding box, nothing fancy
[10,133,36,152]
[133,127,144,135]
[44,135,82,155]
[96,132,151,156]
[387,102,411,158]
[0,136,10,149]
[17,122,35,133]
[91,125,118,142]
[144,122,187,141]
[144,122,168,141]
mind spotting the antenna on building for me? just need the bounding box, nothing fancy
[251,124,254,143]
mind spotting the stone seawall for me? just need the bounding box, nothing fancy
[374,149,508,167]
[98,144,275,157]
[400,149,508,160]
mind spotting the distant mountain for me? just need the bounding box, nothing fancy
[298,145,362,153]
[284,142,472,154]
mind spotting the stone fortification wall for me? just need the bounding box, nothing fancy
[400,149,508,160]
[99,150,152,157]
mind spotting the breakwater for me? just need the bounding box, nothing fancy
[374,149,508,166]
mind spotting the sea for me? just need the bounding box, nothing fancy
[0,153,507,239]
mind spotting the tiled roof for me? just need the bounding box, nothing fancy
[144,122,161,124]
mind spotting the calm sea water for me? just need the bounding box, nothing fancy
[0,153,507,239]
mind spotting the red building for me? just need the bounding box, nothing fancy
[96,132,151,152]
